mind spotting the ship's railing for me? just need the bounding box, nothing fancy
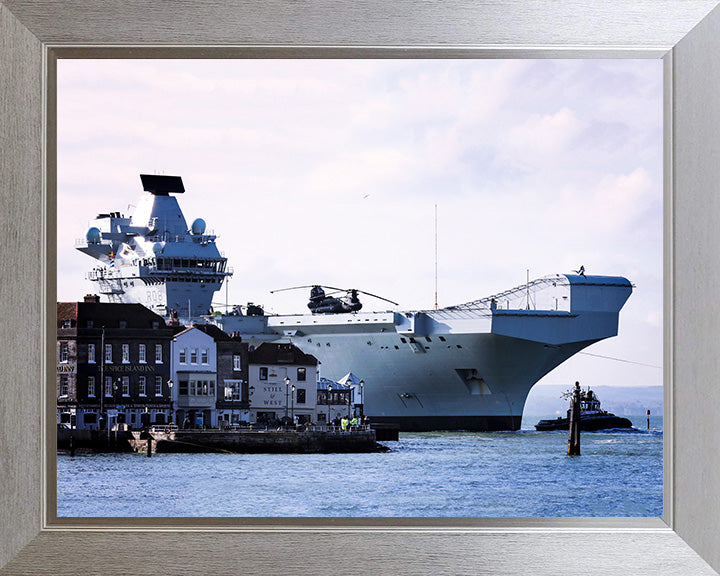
[146,267,232,277]
[150,425,178,434]
[87,268,119,281]
[174,424,371,433]
[145,231,218,243]
[439,276,569,314]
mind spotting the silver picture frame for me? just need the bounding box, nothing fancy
[2,1,720,574]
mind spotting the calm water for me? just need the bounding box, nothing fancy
[57,415,662,517]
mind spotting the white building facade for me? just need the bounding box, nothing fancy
[248,343,318,425]
[171,327,218,428]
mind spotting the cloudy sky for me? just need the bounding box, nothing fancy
[57,59,663,390]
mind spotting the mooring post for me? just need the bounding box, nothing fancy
[567,381,581,456]
[146,436,152,457]
[647,409,651,430]
[69,434,75,458]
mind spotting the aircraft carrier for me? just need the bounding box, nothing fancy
[76,175,633,431]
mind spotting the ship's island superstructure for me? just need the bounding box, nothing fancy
[75,175,633,431]
[76,175,231,319]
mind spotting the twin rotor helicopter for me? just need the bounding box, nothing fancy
[270,285,399,315]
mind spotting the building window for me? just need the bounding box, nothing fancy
[86,320,94,328]
[179,348,186,364]
[119,320,127,329]
[190,380,215,396]
[233,354,241,371]
[122,344,130,363]
[139,344,146,363]
[296,388,306,404]
[59,376,68,397]
[60,343,69,363]
[201,349,208,365]
[138,376,146,396]
[152,321,160,329]
[88,343,95,364]
[297,367,306,381]
[155,344,163,364]
[105,376,112,397]
[62,319,72,329]
[224,381,242,401]
[190,349,197,364]
[179,380,188,396]
[155,376,163,396]
[105,344,112,364]
[259,367,268,381]
[122,376,130,396]
[88,376,96,397]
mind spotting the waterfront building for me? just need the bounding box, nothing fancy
[316,377,352,423]
[193,325,251,426]
[56,296,174,430]
[248,343,318,425]
[170,326,218,428]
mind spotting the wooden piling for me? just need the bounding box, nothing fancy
[647,409,651,430]
[567,381,581,456]
[146,437,152,457]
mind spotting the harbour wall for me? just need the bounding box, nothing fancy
[139,429,384,454]
[59,427,388,454]
[57,428,135,453]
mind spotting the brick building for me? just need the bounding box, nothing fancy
[56,296,175,429]
[193,325,250,426]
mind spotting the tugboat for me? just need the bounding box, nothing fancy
[535,387,633,431]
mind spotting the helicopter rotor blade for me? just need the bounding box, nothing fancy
[270,285,316,294]
[269,285,398,306]
[270,284,346,294]
[353,289,399,306]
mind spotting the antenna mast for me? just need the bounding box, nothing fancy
[434,203,438,310]
[526,269,530,310]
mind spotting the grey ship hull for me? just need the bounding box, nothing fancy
[213,274,633,431]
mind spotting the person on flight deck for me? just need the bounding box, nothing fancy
[351,416,358,429]
[341,417,348,431]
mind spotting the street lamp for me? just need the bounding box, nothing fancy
[225,385,232,427]
[112,379,119,421]
[327,383,332,427]
[284,376,290,424]
[291,384,295,425]
[359,380,364,418]
[248,385,254,424]
[110,379,119,445]
[167,379,174,424]
[347,384,352,419]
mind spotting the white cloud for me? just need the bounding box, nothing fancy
[500,107,584,170]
